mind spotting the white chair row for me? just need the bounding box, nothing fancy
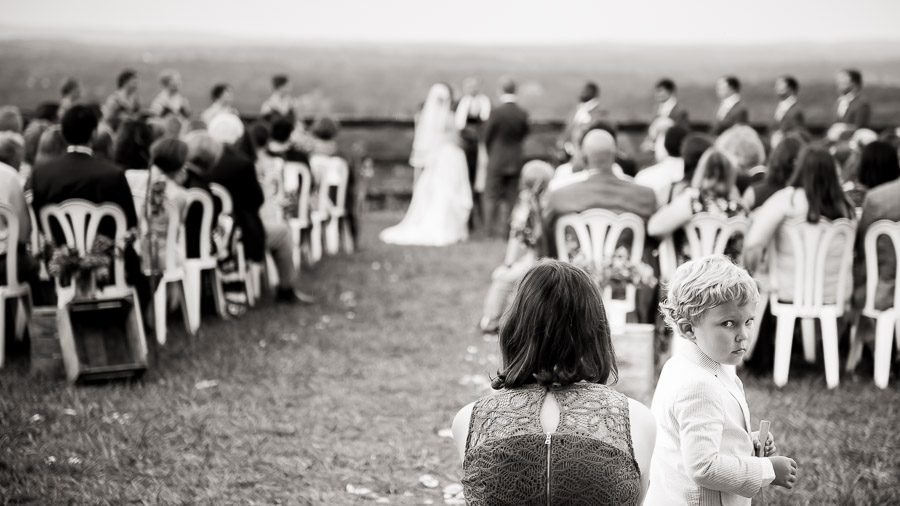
[0,203,32,368]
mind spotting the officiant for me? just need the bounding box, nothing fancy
[455,77,491,232]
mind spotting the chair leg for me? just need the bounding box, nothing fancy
[0,296,6,368]
[210,269,228,318]
[310,221,322,264]
[14,292,31,340]
[846,319,865,373]
[325,218,339,255]
[745,294,768,361]
[291,226,302,270]
[176,280,194,337]
[183,266,202,334]
[820,316,840,389]
[154,282,168,346]
[874,312,898,389]
[773,314,796,387]
[341,218,355,254]
[801,318,817,364]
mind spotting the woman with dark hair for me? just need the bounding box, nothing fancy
[857,140,900,191]
[745,146,856,302]
[743,135,805,210]
[660,133,714,204]
[453,260,656,505]
[142,138,190,270]
[33,126,67,169]
[114,119,154,170]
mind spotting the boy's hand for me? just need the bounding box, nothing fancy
[768,456,798,489]
[753,430,777,456]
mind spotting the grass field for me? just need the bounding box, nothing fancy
[1,211,899,505]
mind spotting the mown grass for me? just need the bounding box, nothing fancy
[1,211,898,505]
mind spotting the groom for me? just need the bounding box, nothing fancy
[483,77,529,238]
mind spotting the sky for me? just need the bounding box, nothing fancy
[2,0,899,45]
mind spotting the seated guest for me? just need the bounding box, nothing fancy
[744,135,805,210]
[58,77,82,121]
[635,123,689,205]
[546,129,657,231]
[149,69,191,120]
[266,117,310,189]
[207,114,310,303]
[713,76,748,135]
[834,69,871,130]
[454,260,657,505]
[660,133,715,205]
[550,120,636,188]
[0,132,30,279]
[21,119,51,185]
[744,147,856,303]
[715,125,767,193]
[143,138,191,270]
[103,69,141,132]
[33,126,67,170]
[201,83,239,125]
[0,106,23,134]
[260,74,295,124]
[648,149,748,263]
[30,105,146,306]
[182,131,223,258]
[858,141,900,193]
[115,119,154,170]
[478,161,554,334]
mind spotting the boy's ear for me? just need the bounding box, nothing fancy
[676,318,695,341]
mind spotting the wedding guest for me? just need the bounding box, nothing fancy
[207,114,309,303]
[550,120,636,185]
[31,105,146,306]
[648,149,748,262]
[182,131,223,258]
[770,75,806,147]
[144,138,191,270]
[744,147,856,304]
[715,124,767,193]
[835,69,871,129]
[647,255,797,506]
[635,123,689,204]
[659,133,715,205]
[713,76,749,135]
[744,135,804,210]
[260,74,295,124]
[33,126,67,169]
[201,83,239,125]
[483,77,530,238]
[21,119,51,181]
[0,132,33,287]
[454,260,657,505]
[103,69,141,131]
[149,69,190,120]
[58,77,82,121]
[857,141,900,192]
[478,161,554,334]
[114,119,154,170]
[558,81,606,160]
[0,106,23,134]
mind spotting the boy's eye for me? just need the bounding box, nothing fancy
[722,321,735,328]
[745,319,755,327]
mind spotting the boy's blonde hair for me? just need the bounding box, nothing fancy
[661,255,759,331]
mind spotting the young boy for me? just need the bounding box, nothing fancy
[646,255,798,506]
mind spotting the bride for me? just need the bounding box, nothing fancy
[380,83,473,246]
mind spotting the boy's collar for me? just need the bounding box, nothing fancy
[680,340,726,376]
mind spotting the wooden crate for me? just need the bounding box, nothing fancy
[610,323,656,403]
[57,293,148,383]
[29,306,64,379]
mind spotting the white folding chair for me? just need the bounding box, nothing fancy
[555,209,645,319]
[22,190,49,281]
[311,155,354,257]
[849,220,900,388]
[209,183,260,307]
[284,160,313,269]
[762,218,856,389]
[0,203,33,368]
[182,189,227,330]
[151,203,192,346]
[39,200,136,306]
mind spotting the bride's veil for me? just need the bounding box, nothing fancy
[409,83,453,169]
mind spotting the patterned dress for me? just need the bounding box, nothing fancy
[463,383,642,506]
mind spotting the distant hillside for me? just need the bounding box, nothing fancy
[2,38,900,126]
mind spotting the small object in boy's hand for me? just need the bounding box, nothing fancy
[757,420,770,457]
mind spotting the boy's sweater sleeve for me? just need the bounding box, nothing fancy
[673,381,765,498]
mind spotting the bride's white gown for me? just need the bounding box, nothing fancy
[380,142,473,246]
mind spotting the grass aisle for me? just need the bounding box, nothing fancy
[1,211,898,505]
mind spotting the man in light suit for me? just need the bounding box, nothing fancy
[483,77,529,238]
[713,76,749,135]
[834,69,871,129]
[771,75,806,142]
[557,81,608,160]
[647,257,798,506]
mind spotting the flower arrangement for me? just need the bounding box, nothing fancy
[45,231,137,295]
[566,231,657,293]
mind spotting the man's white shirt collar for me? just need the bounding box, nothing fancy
[500,94,517,104]
[67,145,93,156]
[657,97,677,118]
[774,95,797,121]
[717,94,741,120]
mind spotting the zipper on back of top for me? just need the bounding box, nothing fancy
[545,433,552,506]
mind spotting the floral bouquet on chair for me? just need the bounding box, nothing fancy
[45,232,137,298]
[567,238,657,296]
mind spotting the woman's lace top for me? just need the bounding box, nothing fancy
[462,383,641,506]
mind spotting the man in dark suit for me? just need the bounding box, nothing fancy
[712,76,749,135]
[771,75,806,137]
[483,77,529,238]
[30,105,146,305]
[653,78,690,129]
[835,69,871,129]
